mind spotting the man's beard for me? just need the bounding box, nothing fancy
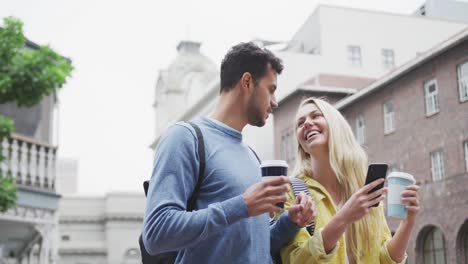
[246,92,266,127]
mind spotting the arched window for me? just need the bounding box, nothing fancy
[465,231,468,264]
[122,248,141,264]
[423,227,448,264]
[457,220,468,264]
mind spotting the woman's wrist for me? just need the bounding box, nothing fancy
[401,217,416,227]
[332,210,350,229]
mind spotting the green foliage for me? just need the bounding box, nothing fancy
[0,16,73,212]
[0,115,14,145]
[0,17,73,107]
[0,175,17,212]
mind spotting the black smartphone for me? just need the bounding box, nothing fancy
[364,163,388,207]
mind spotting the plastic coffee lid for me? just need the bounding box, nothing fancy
[387,172,415,183]
[260,160,289,168]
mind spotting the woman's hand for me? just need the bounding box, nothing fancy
[401,184,420,223]
[338,178,387,224]
[387,184,420,262]
[288,192,317,227]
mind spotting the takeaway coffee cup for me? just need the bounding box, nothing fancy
[261,160,289,208]
[261,160,289,177]
[387,172,416,219]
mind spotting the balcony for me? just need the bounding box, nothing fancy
[1,133,57,192]
[0,133,61,263]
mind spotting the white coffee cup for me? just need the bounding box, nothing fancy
[387,172,416,219]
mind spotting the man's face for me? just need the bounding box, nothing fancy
[246,65,278,127]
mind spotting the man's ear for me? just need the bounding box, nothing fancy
[240,72,253,93]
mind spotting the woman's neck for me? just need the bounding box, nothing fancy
[309,152,341,204]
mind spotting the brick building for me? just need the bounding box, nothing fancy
[274,28,468,263]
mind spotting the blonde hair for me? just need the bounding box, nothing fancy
[292,97,382,262]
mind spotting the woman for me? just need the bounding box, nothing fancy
[280,98,420,264]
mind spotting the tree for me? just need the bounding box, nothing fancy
[0,17,73,212]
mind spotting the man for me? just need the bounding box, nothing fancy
[143,42,315,263]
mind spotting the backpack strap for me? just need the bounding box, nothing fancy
[248,146,261,164]
[139,122,205,263]
[142,122,205,212]
[187,122,205,211]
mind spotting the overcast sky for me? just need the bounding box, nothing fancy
[1,0,425,195]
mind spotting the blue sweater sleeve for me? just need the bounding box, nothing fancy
[270,212,301,258]
[142,124,249,255]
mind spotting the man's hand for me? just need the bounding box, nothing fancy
[243,176,290,216]
[288,192,317,227]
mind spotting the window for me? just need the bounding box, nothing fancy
[431,150,445,181]
[464,141,468,172]
[355,115,365,144]
[382,49,395,69]
[458,61,468,102]
[423,227,447,264]
[383,100,395,134]
[61,235,70,241]
[281,127,296,165]
[347,45,362,67]
[424,79,440,116]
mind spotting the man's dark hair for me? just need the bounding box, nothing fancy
[220,42,283,93]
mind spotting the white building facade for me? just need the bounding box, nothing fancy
[57,193,145,264]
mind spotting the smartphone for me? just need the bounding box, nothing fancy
[364,163,388,207]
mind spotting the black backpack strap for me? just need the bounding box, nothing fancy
[290,177,315,236]
[248,146,261,164]
[143,181,149,196]
[141,122,205,207]
[187,122,205,211]
[139,122,205,263]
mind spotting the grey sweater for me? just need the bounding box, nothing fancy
[143,117,298,263]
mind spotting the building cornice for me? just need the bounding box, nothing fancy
[0,205,55,225]
[59,247,107,255]
[60,214,143,224]
[297,85,357,95]
[278,85,356,106]
[60,216,105,224]
[105,214,143,222]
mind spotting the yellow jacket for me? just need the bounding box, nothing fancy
[280,175,406,264]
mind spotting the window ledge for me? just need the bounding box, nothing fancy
[426,111,440,118]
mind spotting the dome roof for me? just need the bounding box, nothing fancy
[164,41,217,94]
